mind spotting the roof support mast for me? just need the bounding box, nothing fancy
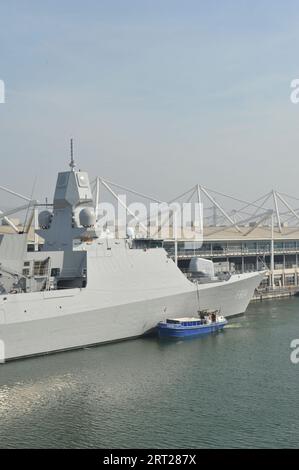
[200,185,242,233]
[95,177,100,220]
[276,192,299,225]
[100,178,148,234]
[272,190,282,233]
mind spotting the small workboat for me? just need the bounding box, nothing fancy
[157,310,227,338]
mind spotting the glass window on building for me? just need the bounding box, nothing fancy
[285,255,296,269]
[244,257,257,272]
[232,257,242,273]
[264,256,271,269]
[274,255,283,270]
[243,242,257,252]
[257,242,270,252]
[284,241,296,250]
[200,243,211,252]
[226,242,242,252]
[285,275,295,286]
[260,278,269,289]
[212,243,225,253]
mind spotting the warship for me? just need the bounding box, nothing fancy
[0,155,264,362]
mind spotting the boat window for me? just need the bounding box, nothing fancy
[51,268,60,277]
[34,260,49,276]
[57,173,69,188]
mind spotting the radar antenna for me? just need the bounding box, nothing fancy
[69,138,76,171]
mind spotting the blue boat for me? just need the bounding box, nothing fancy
[157,310,227,338]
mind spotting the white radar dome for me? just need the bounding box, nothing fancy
[126,227,135,239]
[79,208,96,227]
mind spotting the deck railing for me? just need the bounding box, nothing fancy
[167,247,299,258]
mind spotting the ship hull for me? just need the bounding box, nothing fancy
[0,271,263,362]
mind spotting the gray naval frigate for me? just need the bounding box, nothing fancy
[0,159,264,362]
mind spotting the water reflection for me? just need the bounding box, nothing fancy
[0,299,299,448]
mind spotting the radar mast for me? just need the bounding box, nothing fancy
[69,138,76,171]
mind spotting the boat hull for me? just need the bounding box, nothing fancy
[158,320,227,338]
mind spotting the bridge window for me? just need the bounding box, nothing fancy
[51,268,60,277]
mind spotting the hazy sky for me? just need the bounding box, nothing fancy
[1,0,299,207]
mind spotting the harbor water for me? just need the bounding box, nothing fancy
[0,298,299,449]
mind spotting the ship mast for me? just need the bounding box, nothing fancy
[69,138,76,171]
